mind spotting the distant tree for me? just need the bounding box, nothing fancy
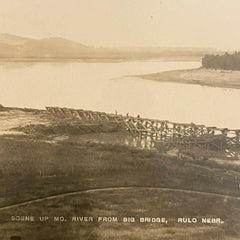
[202,52,240,70]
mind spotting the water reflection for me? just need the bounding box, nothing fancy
[125,135,156,149]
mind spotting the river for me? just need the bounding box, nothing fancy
[0,60,240,129]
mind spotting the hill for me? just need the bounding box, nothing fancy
[0,33,217,60]
[0,33,95,58]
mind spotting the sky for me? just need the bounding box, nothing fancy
[0,0,240,49]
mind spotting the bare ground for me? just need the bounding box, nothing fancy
[133,68,240,89]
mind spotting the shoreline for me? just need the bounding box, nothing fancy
[0,56,201,63]
[134,68,240,89]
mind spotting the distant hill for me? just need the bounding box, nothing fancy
[0,33,30,45]
[0,33,218,60]
[0,34,95,58]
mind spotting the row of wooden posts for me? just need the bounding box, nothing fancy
[46,107,240,159]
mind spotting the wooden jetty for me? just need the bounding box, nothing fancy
[46,107,240,159]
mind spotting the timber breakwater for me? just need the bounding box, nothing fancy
[46,107,240,159]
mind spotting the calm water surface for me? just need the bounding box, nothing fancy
[0,60,240,128]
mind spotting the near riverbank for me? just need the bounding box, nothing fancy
[135,68,240,89]
[1,106,240,239]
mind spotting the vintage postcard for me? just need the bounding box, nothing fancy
[0,0,240,239]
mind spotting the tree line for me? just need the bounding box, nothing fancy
[202,52,240,70]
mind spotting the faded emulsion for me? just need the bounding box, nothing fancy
[1,1,240,240]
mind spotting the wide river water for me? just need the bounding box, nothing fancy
[0,60,240,129]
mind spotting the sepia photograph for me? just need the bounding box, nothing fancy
[0,0,240,239]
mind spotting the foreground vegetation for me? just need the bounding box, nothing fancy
[1,188,240,240]
[0,134,240,239]
[0,107,240,239]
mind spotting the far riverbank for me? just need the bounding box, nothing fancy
[134,68,240,89]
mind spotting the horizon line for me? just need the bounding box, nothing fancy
[0,32,227,51]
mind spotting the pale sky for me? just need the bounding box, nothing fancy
[0,0,240,49]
